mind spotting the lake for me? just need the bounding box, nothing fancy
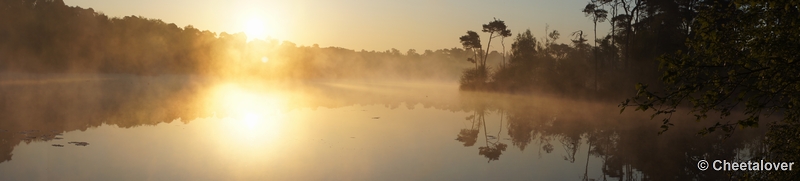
[0,74,765,180]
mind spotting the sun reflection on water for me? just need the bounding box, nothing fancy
[205,83,288,159]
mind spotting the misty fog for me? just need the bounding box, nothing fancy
[1,0,798,180]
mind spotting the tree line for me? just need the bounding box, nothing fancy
[457,0,703,99]
[0,0,483,81]
[457,1,799,179]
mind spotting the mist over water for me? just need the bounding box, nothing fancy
[2,0,798,180]
[0,74,765,180]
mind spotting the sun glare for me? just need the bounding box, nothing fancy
[243,17,268,41]
[206,83,287,154]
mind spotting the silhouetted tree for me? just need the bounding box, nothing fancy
[583,2,608,91]
[617,0,641,68]
[458,19,511,90]
[459,31,482,69]
[480,18,511,68]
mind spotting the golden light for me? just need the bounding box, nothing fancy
[204,83,288,158]
[243,113,262,128]
[232,2,291,43]
[261,56,268,63]
[243,17,268,41]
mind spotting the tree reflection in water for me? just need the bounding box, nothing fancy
[0,76,777,180]
[456,91,769,180]
[455,114,479,147]
[478,109,507,162]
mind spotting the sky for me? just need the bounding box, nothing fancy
[63,0,611,52]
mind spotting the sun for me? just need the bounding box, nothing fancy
[243,17,268,41]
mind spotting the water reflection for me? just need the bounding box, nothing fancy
[455,114,479,147]
[455,92,767,180]
[210,84,286,142]
[459,109,509,163]
[0,75,770,180]
[0,75,210,164]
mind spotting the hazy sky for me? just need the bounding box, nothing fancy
[64,0,610,52]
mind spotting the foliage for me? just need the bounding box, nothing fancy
[457,1,702,98]
[582,3,608,25]
[510,30,538,65]
[492,30,538,90]
[620,1,800,179]
[622,0,800,136]
[459,31,482,68]
[458,19,511,90]
[481,18,513,68]
[459,67,489,90]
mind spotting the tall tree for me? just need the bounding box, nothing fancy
[600,0,619,69]
[481,18,511,69]
[583,2,608,91]
[618,0,643,69]
[460,31,482,69]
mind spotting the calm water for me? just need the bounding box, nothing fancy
[0,74,764,180]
